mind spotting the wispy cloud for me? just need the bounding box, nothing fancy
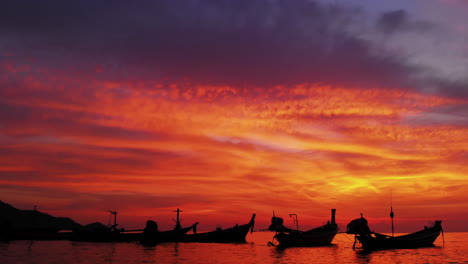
[1,0,467,231]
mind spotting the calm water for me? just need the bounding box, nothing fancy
[1,232,467,264]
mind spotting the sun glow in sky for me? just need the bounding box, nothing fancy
[1,0,467,232]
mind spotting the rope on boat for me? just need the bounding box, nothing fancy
[267,233,277,246]
[352,236,358,250]
[441,227,445,246]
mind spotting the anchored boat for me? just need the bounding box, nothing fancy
[141,211,254,244]
[269,209,338,247]
[347,213,443,250]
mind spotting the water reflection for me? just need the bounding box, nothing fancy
[355,249,372,263]
[0,232,464,264]
[141,243,157,262]
[353,245,451,264]
[270,244,285,259]
[173,242,180,257]
[269,243,342,264]
[102,243,116,264]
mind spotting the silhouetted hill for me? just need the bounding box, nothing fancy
[83,222,108,231]
[0,201,82,231]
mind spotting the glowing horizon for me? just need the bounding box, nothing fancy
[1,0,467,233]
[1,63,467,231]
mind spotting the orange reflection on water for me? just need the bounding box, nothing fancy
[0,232,463,264]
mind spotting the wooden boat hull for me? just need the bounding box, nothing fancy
[274,224,338,247]
[141,214,255,244]
[179,223,253,243]
[271,209,338,247]
[355,221,442,250]
[140,225,198,245]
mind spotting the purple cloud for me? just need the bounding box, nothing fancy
[0,0,419,90]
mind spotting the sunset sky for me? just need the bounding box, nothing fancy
[1,0,467,232]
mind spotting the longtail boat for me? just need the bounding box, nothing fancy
[139,208,200,244]
[347,213,443,250]
[178,214,255,243]
[73,209,198,243]
[141,213,255,244]
[71,211,130,242]
[269,209,338,247]
[140,220,199,245]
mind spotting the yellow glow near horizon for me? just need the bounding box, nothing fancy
[1,72,467,231]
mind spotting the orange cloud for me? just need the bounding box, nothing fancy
[1,63,467,232]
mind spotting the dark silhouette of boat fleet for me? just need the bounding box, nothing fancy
[1,207,444,251]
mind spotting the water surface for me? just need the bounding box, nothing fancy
[1,232,467,264]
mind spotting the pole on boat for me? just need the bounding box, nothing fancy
[108,210,118,230]
[289,214,299,231]
[390,189,394,237]
[331,209,336,225]
[390,206,394,237]
[173,208,183,230]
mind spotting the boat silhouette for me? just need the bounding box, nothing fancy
[347,213,443,250]
[269,209,338,247]
[73,208,199,243]
[141,213,255,244]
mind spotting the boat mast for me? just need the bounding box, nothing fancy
[289,214,299,230]
[108,210,118,230]
[331,209,336,225]
[390,190,394,237]
[390,206,394,237]
[173,208,183,230]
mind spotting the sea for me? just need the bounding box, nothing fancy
[1,232,467,264]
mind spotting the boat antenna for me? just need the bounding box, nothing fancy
[390,190,394,237]
[289,214,299,231]
[173,208,183,230]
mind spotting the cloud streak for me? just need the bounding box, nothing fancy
[0,0,419,89]
[1,0,467,231]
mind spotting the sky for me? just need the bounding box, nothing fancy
[0,0,467,232]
